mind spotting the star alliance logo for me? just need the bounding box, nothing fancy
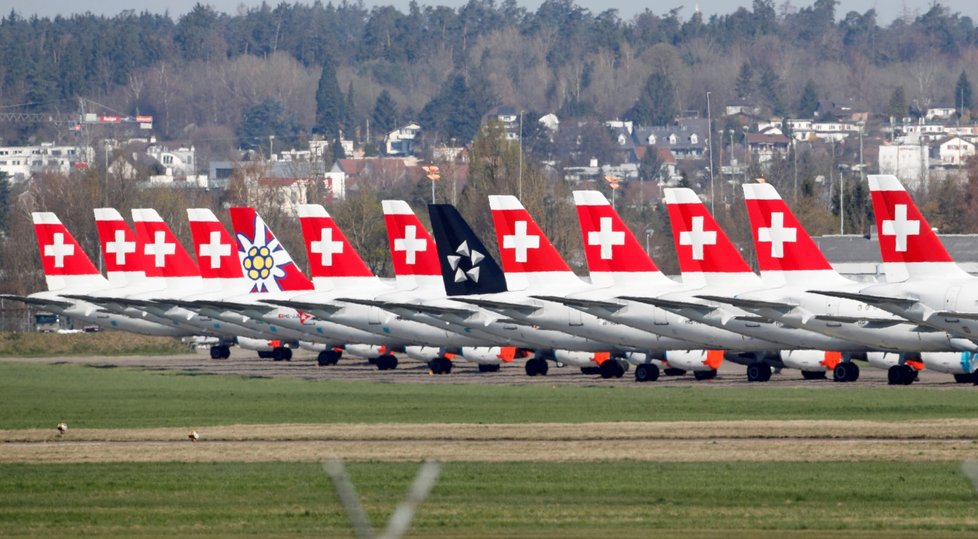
[446,240,484,283]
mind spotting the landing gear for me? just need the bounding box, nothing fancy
[478,364,501,373]
[258,351,273,359]
[693,369,717,381]
[209,345,230,359]
[272,347,292,361]
[663,368,687,377]
[599,360,625,379]
[833,362,860,382]
[888,365,916,385]
[953,373,974,384]
[579,366,601,375]
[801,370,827,380]
[746,362,771,382]
[634,363,659,382]
[317,350,341,366]
[525,358,549,376]
[376,354,398,371]
[428,356,452,374]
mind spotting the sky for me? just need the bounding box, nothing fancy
[3,0,978,23]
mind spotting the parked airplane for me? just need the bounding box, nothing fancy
[812,174,978,384]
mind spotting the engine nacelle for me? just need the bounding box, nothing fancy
[459,347,524,365]
[553,350,609,367]
[865,351,900,370]
[780,350,841,371]
[623,352,666,368]
[663,350,723,372]
[299,341,328,352]
[236,336,276,352]
[405,346,441,361]
[920,351,974,375]
[345,344,388,358]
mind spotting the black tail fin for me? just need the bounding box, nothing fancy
[428,204,508,295]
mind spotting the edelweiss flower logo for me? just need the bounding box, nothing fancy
[447,240,484,283]
[236,217,291,292]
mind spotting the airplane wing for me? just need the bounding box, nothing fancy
[452,297,542,316]
[260,299,344,317]
[807,290,920,309]
[695,294,798,313]
[618,295,720,316]
[336,297,478,318]
[935,310,978,321]
[531,295,625,314]
[186,299,278,315]
[0,294,76,310]
[814,314,904,326]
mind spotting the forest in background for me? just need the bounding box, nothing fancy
[3,0,978,296]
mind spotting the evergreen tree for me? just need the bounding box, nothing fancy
[343,81,356,138]
[315,57,344,137]
[797,79,819,117]
[372,89,399,135]
[735,62,753,99]
[0,173,9,232]
[236,98,300,154]
[759,66,784,115]
[955,70,972,112]
[888,86,908,121]
[624,72,677,126]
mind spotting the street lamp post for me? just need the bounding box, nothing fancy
[645,229,654,257]
[706,91,715,213]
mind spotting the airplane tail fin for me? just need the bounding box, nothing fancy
[428,203,508,296]
[94,208,145,287]
[228,207,315,293]
[488,195,581,290]
[187,208,245,289]
[296,204,376,290]
[382,200,444,291]
[741,182,845,286]
[663,188,759,288]
[32,212,104,292]
[867,174,967,281]
[572,190,673,287]
[131,209,201,283]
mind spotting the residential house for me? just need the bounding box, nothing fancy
[932,135,975,167]
[487,105,520,140]
[815,99,869,123]
[746,131,791,163]
[0,143,92,182]
[925,107,957,121]
[632,118,709,161]
[385,123,421,156]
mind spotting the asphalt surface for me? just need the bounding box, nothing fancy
[11,348,974,388]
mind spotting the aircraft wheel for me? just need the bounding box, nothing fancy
[693,369,717,381]
[845,362,860,382]
[746,362,770,382]
[888,365,914,385]
[283,348,293,361]
[440,357,453,374]
[599,360,619,379]
[635,363,659,382]
[209,346,222,360]
[258,351,273,359]
[580,366,600,375]
[833,362,851,382]
[664,368,686,376]
[953,373,973,383]
[801,370,827,380]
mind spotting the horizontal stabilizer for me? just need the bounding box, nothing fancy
[531,295,624,312]
[0,294,75,309]
[188,299,277,314]
[618,295,718,315]
[732,315,775,324]
[695,294,798,312]
[936,310,978,322]
[453,297,542,315]
[814,314,903,326]
[808,290,919,308]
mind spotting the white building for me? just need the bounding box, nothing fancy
[933,135,975,167]
[878,142,930,188]
[0,143,92,182]
[385,124,421,156]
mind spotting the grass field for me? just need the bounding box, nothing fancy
[2,361,978,537]
[0,461,975,537]
[1,362,976,429]
[0,332,186,357]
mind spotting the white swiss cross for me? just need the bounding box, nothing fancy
[44,232,74,268]
[757,212,796,259]
[105,229,136,266]
[394,225,427,265]
[198,230,231,269]
[881,204,920,253]
[144,230,176,268]
[310,227,344,266]
[502,220,540,263]
[679,216,717,261]
[587,217,625,260]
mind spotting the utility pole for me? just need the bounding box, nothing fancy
[706,92,715,214]
[518,111,523,200]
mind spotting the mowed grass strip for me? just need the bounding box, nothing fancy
[2,362,977,429]
[0,461,975,537]
[0,332,186,357]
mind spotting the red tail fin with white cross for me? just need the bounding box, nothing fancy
[572,190,672,287]
[187,208,245,288]
[94,208,144,287]
[32,212,104,291]
[664,188,759,287]
[131,209,200,280]
[741,182,843,286]
[296,204,377,291]
[488,195,581,290]
[867,174,966,281]
[382,200,444,291]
